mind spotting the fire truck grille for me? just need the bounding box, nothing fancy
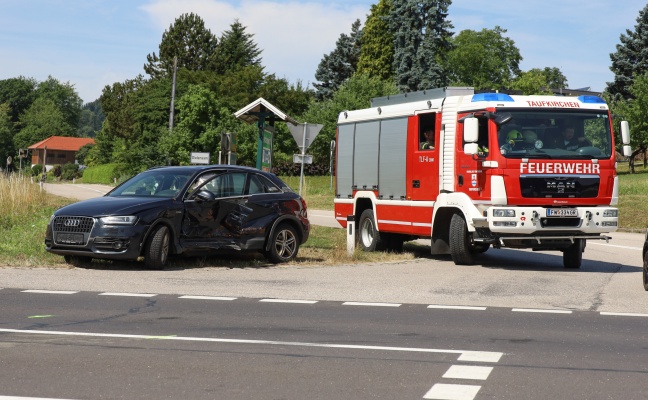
[520,176,599,198]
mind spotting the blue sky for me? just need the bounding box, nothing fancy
[1,0,645,103]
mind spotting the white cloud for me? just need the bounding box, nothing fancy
[140,0,370,85]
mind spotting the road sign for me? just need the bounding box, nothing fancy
[287,123,323,150]
[293,154,313,164]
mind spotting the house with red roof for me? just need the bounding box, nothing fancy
[28,136,95,170]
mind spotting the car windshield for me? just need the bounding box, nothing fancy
[497,110,613,159]
[108,170,193,198]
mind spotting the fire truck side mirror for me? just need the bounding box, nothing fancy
[463,117,479,155]
[620,121,632,157]
[464,117,479,143]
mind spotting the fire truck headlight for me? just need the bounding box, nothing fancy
[493,209,516,217]
[601,221,618,227]
[603,209,618,218]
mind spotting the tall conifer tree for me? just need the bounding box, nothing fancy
[357,0,394,81]
[607,4,648,100]
[144,13,218,79]
[313,19,362,101]
[389,0,453,92]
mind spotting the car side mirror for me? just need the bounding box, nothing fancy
[194,189,216,202]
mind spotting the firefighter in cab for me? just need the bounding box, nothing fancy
[420,129,435,150]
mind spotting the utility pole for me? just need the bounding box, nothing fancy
[169,56,178,131]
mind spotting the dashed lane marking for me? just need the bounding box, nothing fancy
[600,311,648,318]
[21,290,78,294]
[512,308,572,314]
[342,301,401,307]
[98,292,157,297]
[179,295,237,301]
[428,305,487,311]
[259,299,318,304]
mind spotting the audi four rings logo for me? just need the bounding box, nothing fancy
[64,218,81,227]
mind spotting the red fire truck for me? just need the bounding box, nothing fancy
[334,87,631,268]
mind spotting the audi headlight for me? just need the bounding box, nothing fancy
[100,216,137,225]
[493,209,516,217]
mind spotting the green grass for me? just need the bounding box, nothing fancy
[1,166,646,269]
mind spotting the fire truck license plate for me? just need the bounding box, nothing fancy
[56,233,84,245]
[546,209,578,217]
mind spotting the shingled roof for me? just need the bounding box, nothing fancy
[28,136,95,151]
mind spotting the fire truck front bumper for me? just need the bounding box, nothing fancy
[472,206,618,249]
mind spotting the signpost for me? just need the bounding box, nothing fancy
[190,152,210,165]
[288,123,323,195]
[234,98,298,173]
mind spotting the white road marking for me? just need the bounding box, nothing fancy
[428,305,487,311]
[423,383,481,400]
[600,311,648,318]
[443,365,493,380]
[98,292,157,297]
[259,299,318,304]
[458,351,503,363]
[342,301,401,307]
[0,328,502,362]
[179,295,236,301]
[512,308,572,314]
[21,290,78,295]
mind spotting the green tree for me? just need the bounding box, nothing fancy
[445,26,521,90]
[607,4,648,100]
[540,67,568,89]
[160,84,222,165]
[512,67,567,94]
[75,143,94,166]
[35,76,82,130]
[313,19,363,101]
[0,76,37,123]
[77,99,105,137]
[0,103,15,166]
[144,13,219,79]
[613,71,648,172]
[214,19,263,75]
[14,97,73,150]
[356,0,394,81]
[390,0,453,92]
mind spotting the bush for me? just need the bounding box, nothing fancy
[271,160,331,176]
[31,164,43,177]
[61,163,80,181]
[81,163,120,184]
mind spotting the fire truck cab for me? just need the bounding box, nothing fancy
[334,87,631,269]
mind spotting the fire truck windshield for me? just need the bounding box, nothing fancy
[496,110,612,159]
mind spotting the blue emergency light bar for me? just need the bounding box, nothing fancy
[471,93,515,102]
[577,95,606,104]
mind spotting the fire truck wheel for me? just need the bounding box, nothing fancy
[563,239,583,269]
[449,214,475,265]
[357,209,382,252]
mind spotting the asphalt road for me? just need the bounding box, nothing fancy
[1,289,647,400]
